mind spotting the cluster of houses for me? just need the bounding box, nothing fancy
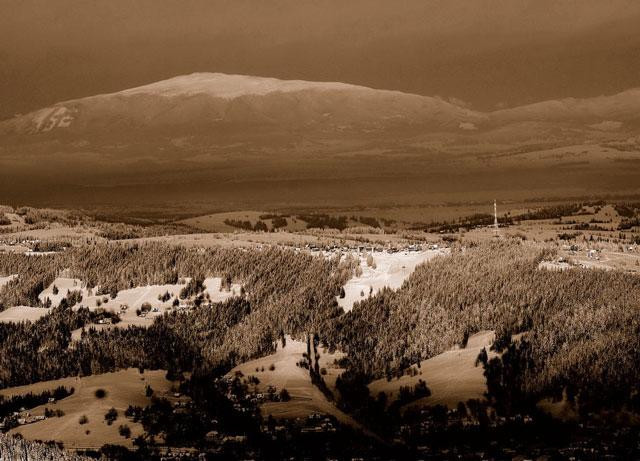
[0,238,31,247]
[0,406,51,432]
[397,407,536,441]
[204,431,248,446]
[257,413,338,440]
[0,238,38,254]
[562,244,604,260]
[300,242,439,255]
[298,413,337,434]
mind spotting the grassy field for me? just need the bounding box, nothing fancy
[228,337,359,427]
[1,369,177,449]
[180,211,308,233]
[369,331,496,409]
[128,231,322,249]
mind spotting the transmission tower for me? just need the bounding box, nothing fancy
[493,200,499,237]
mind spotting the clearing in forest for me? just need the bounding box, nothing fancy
[338,249,445,312]
[369,331,496,409]
[228,336,359,427]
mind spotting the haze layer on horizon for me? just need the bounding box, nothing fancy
[1,0,640,120]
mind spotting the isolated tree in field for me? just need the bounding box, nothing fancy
[460,330,470,348]
[104,407,118,425]
[366,254,376,268]
[52,285,59,295]
[476,347,489,366]
[279,388,291,402]
[118,424,131,438]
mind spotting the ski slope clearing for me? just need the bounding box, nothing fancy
[1,369,176,449]
[338,249,446,312]
[369,331,496,409]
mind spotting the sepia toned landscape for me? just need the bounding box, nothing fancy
[1,1,640,460]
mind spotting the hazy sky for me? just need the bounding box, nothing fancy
[1,0,640,119]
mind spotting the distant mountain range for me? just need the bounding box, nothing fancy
[0,73,478,136]
[1,73,639,209]
[2,73,639,136]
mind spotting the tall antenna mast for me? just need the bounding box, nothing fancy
[493,199,499,237]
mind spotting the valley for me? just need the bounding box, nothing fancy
[0,200,639,458]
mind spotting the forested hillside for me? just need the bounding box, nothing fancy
[328,242,640,413]
[2,239,640,442]
[0,433,89,460]
[0,243,347,388]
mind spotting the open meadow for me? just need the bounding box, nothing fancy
[1,369,177,449]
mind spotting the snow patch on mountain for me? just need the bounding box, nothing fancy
[116,73,387,99]
[31,106,75,133]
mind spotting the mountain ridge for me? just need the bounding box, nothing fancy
[0,73,480,135]
[2,73,640,136]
